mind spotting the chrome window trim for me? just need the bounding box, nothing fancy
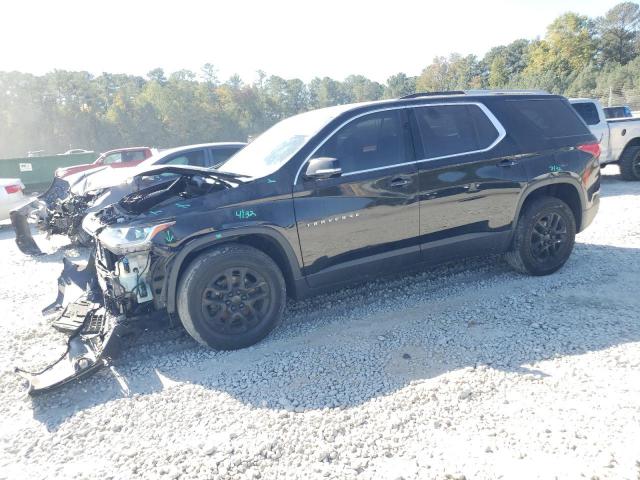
[293,102,507,184]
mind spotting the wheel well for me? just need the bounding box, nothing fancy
[519,184,582,230]
[235,235,295,296]
[174,234,296,301]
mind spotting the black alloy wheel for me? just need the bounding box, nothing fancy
[201,267,271,335]
[177,244,286,350]
[529,212,568,262]
[505,196,576,276]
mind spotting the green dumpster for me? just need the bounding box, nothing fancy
[0,152,99,192]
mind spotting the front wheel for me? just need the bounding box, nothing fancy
[177,244,286,350]
[505,196,576,276]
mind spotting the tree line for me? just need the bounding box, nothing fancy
[1,2,639,159]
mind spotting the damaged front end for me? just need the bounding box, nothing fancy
[18,167,238,394]
[17,225,167,394]
[11,176,103,256]
[17,246,162,395]
[15,254,130,394]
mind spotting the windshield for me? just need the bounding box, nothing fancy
[218,105,352,178]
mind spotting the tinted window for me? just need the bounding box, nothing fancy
[313,110,409,173]
[163,150,205,166]
[121,150,148,162]
[572,102,600,125]
[414,104,499,158]
[604,106,632,119]
[211,146,242,166]
[507,99,590,138]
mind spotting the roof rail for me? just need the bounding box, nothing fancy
[463,89,550,95]
[400,91,465,99]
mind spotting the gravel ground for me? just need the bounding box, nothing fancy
[0,166,639,480]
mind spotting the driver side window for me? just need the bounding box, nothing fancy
[312,110,410,174]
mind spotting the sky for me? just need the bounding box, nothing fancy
[0,0,623,83]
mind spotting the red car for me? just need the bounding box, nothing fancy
[55,147,155,178]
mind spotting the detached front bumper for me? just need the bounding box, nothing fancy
[17,296,127,395]
[16,253,131,395]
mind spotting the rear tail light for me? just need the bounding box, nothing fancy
[4,184,22,194]
[577,142,601,160]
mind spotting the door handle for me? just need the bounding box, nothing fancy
[497,159,518,167]
[390,176,411,187]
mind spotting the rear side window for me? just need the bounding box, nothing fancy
[413,104,499,158]
[163,150,206,166]
[571,102,600,125]
[211,147,242,166]
[507,99,590,138]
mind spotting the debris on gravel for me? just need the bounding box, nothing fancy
[0,168,639,479]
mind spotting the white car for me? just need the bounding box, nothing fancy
[0,179,28,221]
[57,149,93,155]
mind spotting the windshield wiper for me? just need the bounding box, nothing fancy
[206,169,252,181]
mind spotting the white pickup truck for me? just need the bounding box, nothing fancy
[570,98,640,180]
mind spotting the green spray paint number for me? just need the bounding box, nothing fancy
[234,209,257,220]
[164,229,175,243]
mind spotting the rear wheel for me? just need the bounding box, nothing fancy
[506,196,576,276]
[619,145,640,181]
[177,244,286,350]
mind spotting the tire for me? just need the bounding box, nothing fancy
[505,196,576,276]
[619,145,640,181]
[177,244,286,350]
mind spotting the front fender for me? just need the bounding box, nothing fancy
[162,226,304,314]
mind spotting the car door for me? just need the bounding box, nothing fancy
[293,108,420,287]
[412,102,526,262]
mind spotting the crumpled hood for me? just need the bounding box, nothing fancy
[68,163,220,196]
[116,165,247,216]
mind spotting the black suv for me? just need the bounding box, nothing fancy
[84,91,600,351]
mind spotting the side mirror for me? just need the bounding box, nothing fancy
[304,157,342,180]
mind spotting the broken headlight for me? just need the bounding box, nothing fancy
[98,222,174,254]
